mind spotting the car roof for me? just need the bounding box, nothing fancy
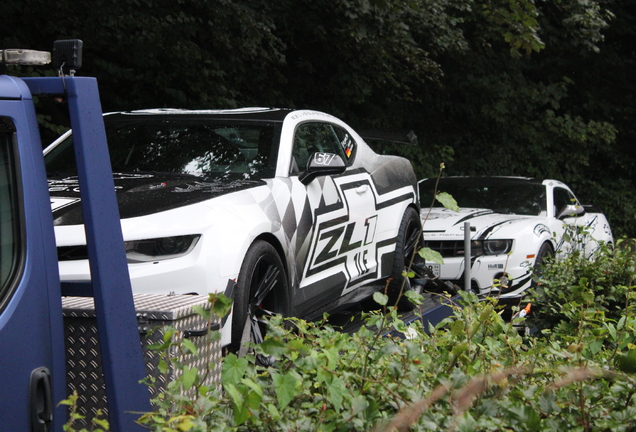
[105,107,294,122]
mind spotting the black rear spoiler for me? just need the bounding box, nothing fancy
[358,129,418,146]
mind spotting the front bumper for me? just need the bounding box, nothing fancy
[430,254,533,299]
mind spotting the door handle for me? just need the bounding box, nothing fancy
[355,184,369,194]
[30,367,53,432]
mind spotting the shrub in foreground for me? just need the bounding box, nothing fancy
[135,283,636,432]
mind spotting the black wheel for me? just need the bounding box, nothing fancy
[532,242,554,286]
[231,240,288,357]
[388,207,424,310]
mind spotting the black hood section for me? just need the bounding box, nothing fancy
[49,172,264,226]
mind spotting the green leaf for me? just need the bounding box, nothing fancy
[581,290,594,303]
[210,292,233,318]
[158,359,169,374]
[618,315,627,330]
[260,337,287,357]
[287,338,309,353]
[451,342,469,357]
[241,378,264,397]
[373,292,389,306]
[222,353,248,386]
[245,389,263,410]
[507,404,541,430]
[436,192,459,212]
[538,391,559,414]
[181,338,198,356]
[233,402,250,425]
[418,247,444,265]
[266,403,281,421]
[456,413,477,432]
[349,395,369,416]
[192,304,210,321]
[224,383,243,407]
[181,365,197,391]
[450,320,465,337]
[586,339,604,355]
[163,328,176,344]
[326,376,348,411]
[272,372,301,409]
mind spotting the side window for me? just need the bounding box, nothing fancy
[552,187,575,216]
[291,122,346,174]
[0,118,22,312]
[332,125,357,165]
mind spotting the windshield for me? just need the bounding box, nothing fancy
[45,116,281,181]
[419,178,547,216]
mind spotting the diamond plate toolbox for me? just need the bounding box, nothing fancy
[62,294,222,425]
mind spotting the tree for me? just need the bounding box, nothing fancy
[3,0,633,235]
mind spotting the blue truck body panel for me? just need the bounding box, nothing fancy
[0,74,66,432]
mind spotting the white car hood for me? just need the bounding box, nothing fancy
[421,208,544,240]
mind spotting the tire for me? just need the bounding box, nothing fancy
[388,207,423,310]
[230,240,288,357]
[532,242,554,286]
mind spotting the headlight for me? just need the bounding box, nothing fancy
[469,239,512,256]
[125,235,200,263]
[482,239,512,255]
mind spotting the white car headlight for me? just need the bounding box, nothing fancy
[471,239,513,256]
[125,235,201,263]
[482,239,513,255]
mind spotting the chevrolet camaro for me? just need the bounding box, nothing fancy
[45,108,421,349]
[418,176,613,299]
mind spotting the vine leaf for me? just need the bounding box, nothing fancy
[436,192,459,212]
[419,247,445,265]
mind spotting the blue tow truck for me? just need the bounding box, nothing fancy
[0,41,151,432]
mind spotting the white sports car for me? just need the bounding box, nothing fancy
[44,108,421,349]
[418,176,613,299]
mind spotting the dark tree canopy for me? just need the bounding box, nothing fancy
[2,0,634,236]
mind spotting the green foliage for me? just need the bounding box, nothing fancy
[130,277,636,432]
[528,238,636,335]
[4,0,634,236]
[60,392,109,432]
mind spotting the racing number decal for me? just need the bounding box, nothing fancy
[313,153,337,165]
[306,215,377,278]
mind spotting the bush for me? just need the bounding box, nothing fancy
[134,285,636,432]
[527,238,636,334]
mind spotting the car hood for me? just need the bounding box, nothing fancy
[49,172,264,226]
[421,207,543,240]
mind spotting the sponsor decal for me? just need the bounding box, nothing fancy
[307,215,378,278]
[341,135,354,159]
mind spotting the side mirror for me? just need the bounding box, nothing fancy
[299,152,346,185]
[557,204,585,219]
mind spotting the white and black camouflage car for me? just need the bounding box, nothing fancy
[418,176,613,299]
[45,108,421,349]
